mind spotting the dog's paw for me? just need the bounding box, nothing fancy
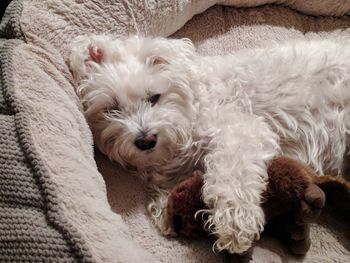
[206,203,264,254]
[295,184,325,225]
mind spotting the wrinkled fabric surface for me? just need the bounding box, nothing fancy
[2,0,350,56]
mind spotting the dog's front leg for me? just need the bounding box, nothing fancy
[201,111,280,254]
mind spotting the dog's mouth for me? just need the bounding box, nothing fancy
[123,150,158,172]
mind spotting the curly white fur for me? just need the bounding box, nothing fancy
[69,35,350,254]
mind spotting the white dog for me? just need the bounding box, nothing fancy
[69,35,350,254]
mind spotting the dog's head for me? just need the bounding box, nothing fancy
[70,35,197,170]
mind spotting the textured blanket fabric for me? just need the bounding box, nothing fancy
[2,0,350,57]
[0,39,94,262]
[0,0,350,262]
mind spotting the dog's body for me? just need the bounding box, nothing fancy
[69,35,350,254]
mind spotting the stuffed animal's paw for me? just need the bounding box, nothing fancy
[295,184,325,225]
[287,223,311,255]
[286,183,324,255]
[167,170,206,237]
[265,213,311,256]
[315,175,350,220]
[225,247,254,263]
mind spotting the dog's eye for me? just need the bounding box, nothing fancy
[148,94,161,106]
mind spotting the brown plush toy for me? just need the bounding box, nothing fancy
[166,156,350,262]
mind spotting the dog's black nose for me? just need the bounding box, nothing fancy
[134,134,157,151]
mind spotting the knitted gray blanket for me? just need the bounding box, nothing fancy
[0,39,93,262]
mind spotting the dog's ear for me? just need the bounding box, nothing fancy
[88,46,104,64]
[150,56,169,66]
[69,35,113,81]
[152,57,168,65]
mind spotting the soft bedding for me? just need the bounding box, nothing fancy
[0,39,90,262]
[0,0,350,262]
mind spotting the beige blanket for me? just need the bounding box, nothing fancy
[1,0,350,262]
